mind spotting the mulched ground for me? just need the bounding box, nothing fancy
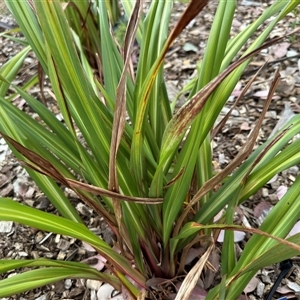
[1,1,300,299]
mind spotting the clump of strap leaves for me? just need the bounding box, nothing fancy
[0,0,300,299]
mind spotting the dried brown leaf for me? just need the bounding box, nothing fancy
[166,36,287,149]
[1,133,162,204]
[212,62,267,138]
[244,276,260,294]
[67,178,163,203]
[168,0,209,49]
[196,223,300,253]
[174,69,289,235]
[108,0,143,254]
[175,242,214,300]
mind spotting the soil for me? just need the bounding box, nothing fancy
[0,1,300,299]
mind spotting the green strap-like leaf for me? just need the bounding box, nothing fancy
[0,199,146,287]
[0,258,121,297]
[0,267,116,298]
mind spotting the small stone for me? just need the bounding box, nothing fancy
[86,279,102,291]
[289,166,299,175]
[221,107,239,116]
[289,174,296,182]
[64,188,78,198]
[261,275,272,284]
[18,251,28,257]
[57,251,66,260]
[265,111,277,119]
[90,290,97,300]
[35,231,44,243]
[77,247,86,255]
[76,203,92,217]
[7,272,17,278]
[14,243,23,250]
[44,252,54,258]
[57,239,70,251]
[289,96,297,102]
[35,197,50,210]
[256,281,265,297]
[183,42,198,53]
[64,279,73,289]
[0,221,13,233]
[25,187,35,199]
[55,234,61,243]
[262,188,269,197]
[13,179,29,197]
[31,251,40,259]
[55,113,63,121]
[271,181,280,190]
[68,287,84,297]
[69,238,76,245]
[54,280,65,293]
[240,122,251,131]
[97,284,114,300]
[269,194,278,203]
[24,199,34,207]
[218,153,227,164]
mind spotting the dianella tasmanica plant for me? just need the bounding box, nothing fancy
[0,0,300,299]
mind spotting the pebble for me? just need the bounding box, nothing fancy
[13,177,29,196]
[68,287,85,297]
[261,274,272,284]
[97,284,115,300]
[24,57,35,64]
[289,96,297,102]
[57,239,70,251]
[86,279,102,291]
[35,231,45,243]
[57,250,66,260]
[76,202,92,217]
[289,174,296,182]
[271,181,280,190]
[289,166,299,175]
[221,106,239,116]
[256,281,265,297]
[44,252,54,259]
[218,153,227,164]
[90,290,97,300]
[35,197,50,210]
[14,242,23,250]
[269,194,278,203]
[262,188,269,197]
[24,199,34,207]
[25,186,35,198]
[0,221,13,233]
[64,278,73,289]
[265,111,277,119]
